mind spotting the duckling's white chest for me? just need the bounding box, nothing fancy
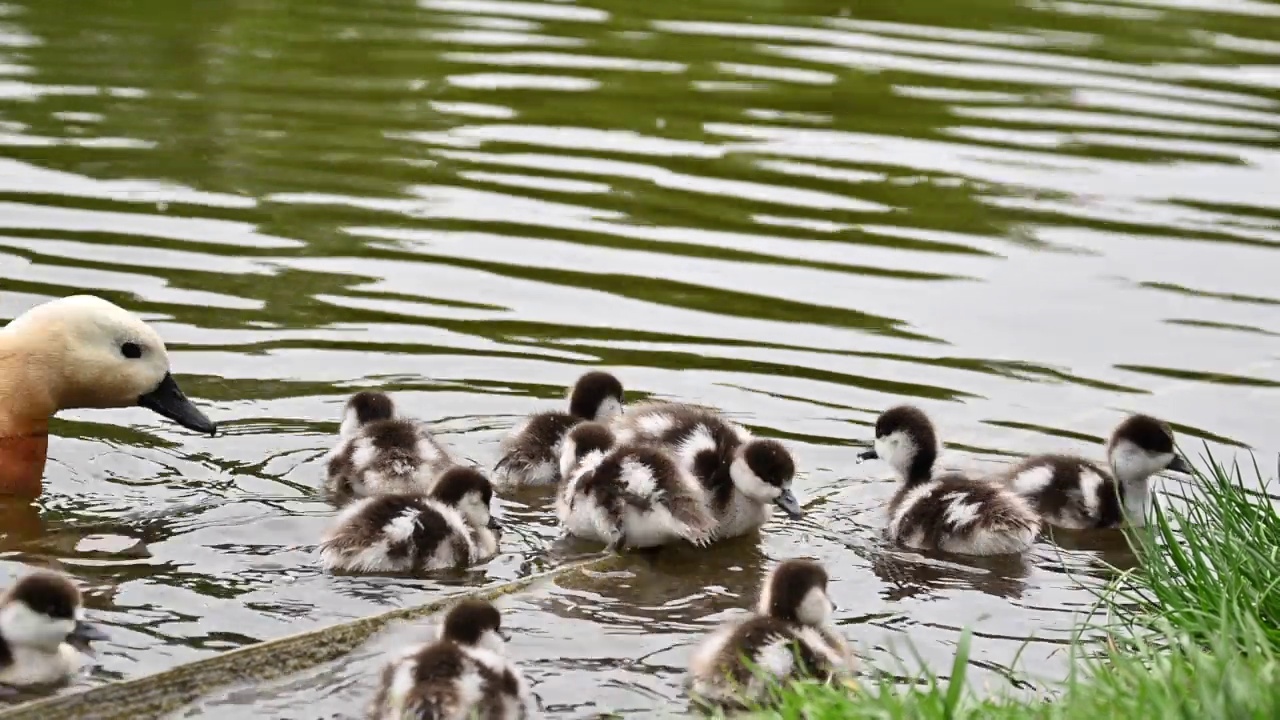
[712,491,773,539]
[0,644,83,686]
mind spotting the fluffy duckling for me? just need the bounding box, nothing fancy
[611,402,802,539]
[0,570,108,686]
[556,422,716,551]
[325,391,461,501]
[493,370,624,491]
[858,405,1040,556]
[319,466,502,574]
[687,559,853,709]
[368,598,534,720]
[1003,414,1193,529]
[0,295,216,497]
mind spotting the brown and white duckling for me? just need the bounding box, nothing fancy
[610,402,802,539]
[368,598,535,720]
[493,370,625,491]
[0,571,108,686]
[319,466,502,574]
[556,422,716,551]
[687,559,853,709]
[325,391,460,502]
[1002,413,1193,529]
[858,405,1040,556]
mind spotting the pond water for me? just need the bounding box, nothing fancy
[0,0,1277,716]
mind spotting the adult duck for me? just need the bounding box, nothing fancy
[0,295,217,497]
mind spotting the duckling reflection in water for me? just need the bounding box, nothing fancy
[610,401,803,539]
[494,370,624,491]
[0,570,107,686]
[556,421,716,551]
[859,405,1040,556]
[325,391,462,502]
[1001,413,1192,529]
[369,598,535,720]
[319,466,502,574]
[687,558,854,709]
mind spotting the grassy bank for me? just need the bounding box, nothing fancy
[757,448,1280,719]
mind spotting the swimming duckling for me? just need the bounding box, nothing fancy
[325,391,461,501]
[687,558,853,709]
[610,402,802,539]
[368,598,534,720]
[858,405,1040,556]
[319,466,502,574]
[493,370,624,491]
[556,422,716,551]
[0,294,216,497]
[1002,413,1193,529]
[0,570,108,686]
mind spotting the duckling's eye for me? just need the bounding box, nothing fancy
[120,342,143,359]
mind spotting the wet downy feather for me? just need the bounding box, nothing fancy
[493,370,625,491]
[687,559,854,709]
[319,466,502,574]
[324,391,460,502]
[610,401,802,539]
[0,571,107,687]
[368,599,534,720]
[1002,413,1192,529]
[861,405,1040,556]
[556,422,716,550]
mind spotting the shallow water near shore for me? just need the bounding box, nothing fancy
[0,0,1277,716]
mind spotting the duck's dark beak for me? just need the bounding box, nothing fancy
[857,448,878,461]
[774,488,803,519]
[1167,455,1193,475]
[69,619,108,644]
[487,515,503,530]
[138,373,217,437]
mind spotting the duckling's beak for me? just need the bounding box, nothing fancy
[138,373,217,437]
[857,448,878,462]
[487,515,503,530]
[1167,455,1193,475]
[69,619,108,644]
[774,488,803,519]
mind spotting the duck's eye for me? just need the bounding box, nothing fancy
[121,342,143,359]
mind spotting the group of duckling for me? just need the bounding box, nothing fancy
[310,369,1192,718]
[0,296,1194,717]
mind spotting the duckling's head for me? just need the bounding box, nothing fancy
[858,405,937,484]
[1107,414,1192,484]
[338,391,396,439]
[431,466,502,531]
[559,421,615,481]
[757,559,833,626]
[566,371,625,422]
[0,571,106,651]
[438,598,506,655]
[729,439,802,519]
[1,295,215,435]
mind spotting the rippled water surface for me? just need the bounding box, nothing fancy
[1,0,1278,716]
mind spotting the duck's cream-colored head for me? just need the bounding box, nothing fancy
[0,295,215,497]
[0,295,216,434]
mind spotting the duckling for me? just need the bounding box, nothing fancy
[687,558,853,709]
[0,294,216,497]
[319,466,502,574]
[368,598,534,720]
[858,405,1040,556]
[1002,413,1193,529]
[610,402,802,539]
[556,422,716,551]
[0,570,108,686]
[493,370,624,491]
[325,391,461,501]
